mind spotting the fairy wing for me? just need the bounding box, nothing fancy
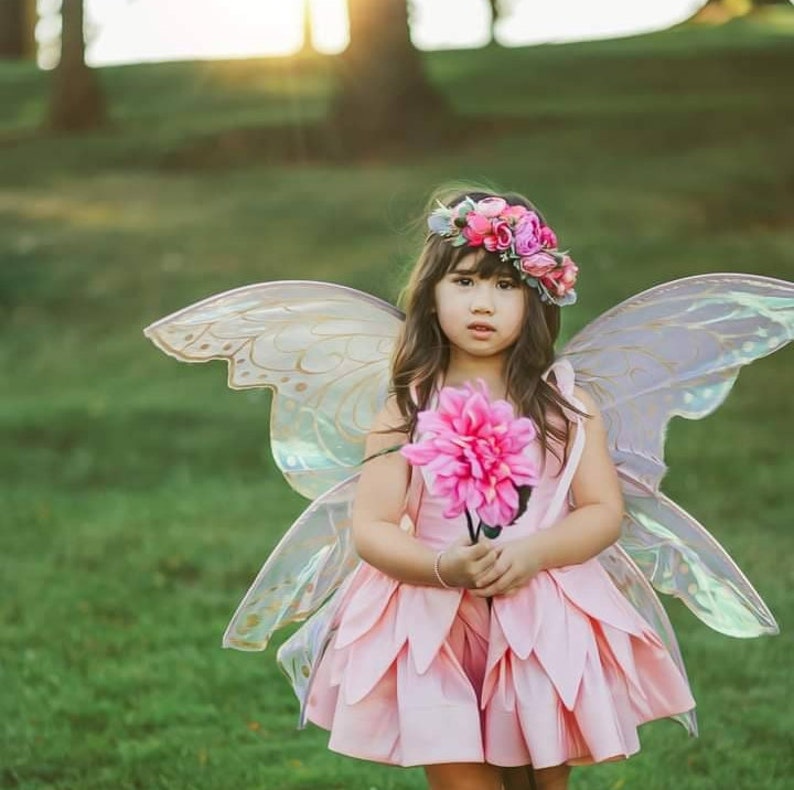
[562,274,792,492]
[620,478,778,638]
[143,281,403,500]
[599,542,697,735]
[562,273,792,636]
[276,582,350,728]
[144,281,406,652]
[222,473,360,652]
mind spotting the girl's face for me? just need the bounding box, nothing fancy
[433,252,526,362]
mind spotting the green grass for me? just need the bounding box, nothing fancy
[2,17,794,789]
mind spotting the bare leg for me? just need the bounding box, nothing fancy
[425,762,503,790]
[532,763,571,790]
[502,765,537,790]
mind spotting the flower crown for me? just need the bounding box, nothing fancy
[427,196,578,306]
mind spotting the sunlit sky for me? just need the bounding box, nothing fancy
[63,0,707,66]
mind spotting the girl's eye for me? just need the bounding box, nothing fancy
[453,277,473,286]
[497,279,518,290]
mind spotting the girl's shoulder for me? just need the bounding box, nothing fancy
[572,385,599,418]
[367,396,408,450]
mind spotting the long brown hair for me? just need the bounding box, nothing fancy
[390,186,579,462]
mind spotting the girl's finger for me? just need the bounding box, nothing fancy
[473,559,506,589]
[466,540,493,560]
[470,550,499,577]
[474,572,515,598]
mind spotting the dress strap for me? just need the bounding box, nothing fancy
[541,357,576,398]
[538,358,588,529]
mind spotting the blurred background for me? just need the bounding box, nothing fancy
[1,1,793,788]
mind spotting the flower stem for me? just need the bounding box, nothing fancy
[464,508,477,543]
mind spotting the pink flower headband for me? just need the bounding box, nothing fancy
[427,196,578,306]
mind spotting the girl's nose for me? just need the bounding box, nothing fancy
[471,286,495,314]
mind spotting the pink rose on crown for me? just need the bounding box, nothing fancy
[476,197,508,218]
[502,204,530,223]
[484,219,514,252]
[520,251,558,278]
[541,257,578,297]
[538,225,557,249]
[462,212,492,246]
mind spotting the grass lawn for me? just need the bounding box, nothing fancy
[1,17,793,790]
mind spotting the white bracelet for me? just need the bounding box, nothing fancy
[433,551,452,589]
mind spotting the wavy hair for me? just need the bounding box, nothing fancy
[390,186,580,462]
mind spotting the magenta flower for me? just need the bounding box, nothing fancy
[538,225,557,249]
[462,212,492,246]
[513,211,543,257]
[401,382,539,537]
[483,219,514,252]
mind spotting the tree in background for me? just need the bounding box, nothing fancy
[48,0,106,131]
[0,0,37,59]
[331,0,448,149]
[487,0,516,45]
[687,0,792,24]
[299,0,316,55]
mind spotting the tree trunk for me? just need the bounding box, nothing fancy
[487,0,500,45]
[299,0,314,54]
[0,0,37,59]
[48,0,106,131]
[331,0,448,150]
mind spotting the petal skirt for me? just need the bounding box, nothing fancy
[305,560,695,769]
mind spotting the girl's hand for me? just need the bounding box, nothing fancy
[471,537,542,598]
[439,536,499,589]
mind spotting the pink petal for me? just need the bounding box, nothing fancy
[400,443,437,465]
[475,197,507,218]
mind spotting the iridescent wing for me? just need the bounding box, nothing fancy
[223,461,423,654]
[143,281,403,499]
[620,477,777,638]
[563,274,792,492]
[276,586,347,727]
[598,543,697,735]
[562,273,792,636]
[222,473,360,652]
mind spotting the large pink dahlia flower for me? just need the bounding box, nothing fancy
[401,381,539,536]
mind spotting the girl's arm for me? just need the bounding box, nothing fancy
[473,387,624,597]
[353,397,498,589]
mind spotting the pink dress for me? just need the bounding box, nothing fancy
[305,362,696,769]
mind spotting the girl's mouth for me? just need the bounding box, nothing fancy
[467,322,496,337]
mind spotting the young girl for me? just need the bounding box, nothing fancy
[302,188,696,790]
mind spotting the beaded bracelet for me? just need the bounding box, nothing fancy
[433,551,453,589]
